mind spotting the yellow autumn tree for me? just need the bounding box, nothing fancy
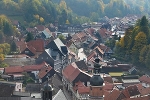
[39,17,44,23]
[66,20,70,24]
[34,14,40,20]
[0,54,4,62]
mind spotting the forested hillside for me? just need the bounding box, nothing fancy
[53,0,150,21]
[0,0,150,25]
[114,16,150,68]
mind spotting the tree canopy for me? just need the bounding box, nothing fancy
[114,16,150,68]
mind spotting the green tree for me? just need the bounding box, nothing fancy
[131,32,147,65]
[59,10,67,24]
[0,43,10,54]
[139,45,150,66]
[0,62,8,68]
[139,16,150,43]
[0,31,4,43]
[0,54,4,62]
[25,32,34,42]
[10,41,17,53]
[58,34,66,44]
[145,50,150,68]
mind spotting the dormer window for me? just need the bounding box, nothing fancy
[25,51,29,54]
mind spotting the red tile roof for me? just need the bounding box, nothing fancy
[36,25,45,31]
[139,75,150,84]
[38,65,53,79]
[27,39,45,52]
[5,66,24,74]
[74,81,90,94]
[139,87,150,96]
[122,95,150,100]
[104,82,114,91]
[98,28,108,39]
[63,62,91,82]
[104,77,113,83]
[122,85,140,98]
[86,28,95,36]
[87,51,97,61]
[63,64,77,81]
[104,89,121,100]
[135,83,143,91]
[69,68,80,82]
[94,46,104,55]
[78,86,90,94]
[5,62,48,74]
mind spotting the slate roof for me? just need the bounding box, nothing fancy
[0,84,15,97]
[42,28,52,38]
[53,89,67,100]
[45,49,58,60]
[25,84,42,93]
[75,60,88,70]
[101,66,123,73]
[47,38,68,56]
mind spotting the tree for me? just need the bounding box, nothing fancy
[59,10,67,24]
[39,17,44,23]
[0,62,8,68]
[10,41,17,53]
[25,32,34,42]
[131,32,147,65]
[139,16,150,43]
[139,45,150,66]
[145,50,150,68]
[58,34,66,44]
[0,43,10,54]
[0,31,4,43]
[66,20,70,24]
[0,54,4,62]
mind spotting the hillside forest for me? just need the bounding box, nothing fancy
[114,16,150,68]
[0,0,150,26]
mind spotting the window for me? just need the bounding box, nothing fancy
[25,51,29,54]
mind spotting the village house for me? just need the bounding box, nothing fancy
[15,39,45,58]
[36,38,68,72]
[66,40,78,55]
[3,62,55,83]
[139,75,150,88]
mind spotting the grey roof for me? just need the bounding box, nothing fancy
[54,38,67,55]
[53,89,67,100]
[42,28,52,39]
[46,38,68,56]
[45,49,59,60]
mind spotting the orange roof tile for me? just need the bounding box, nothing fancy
[104,89,121,100]
[27,39,45,52]
[104,77,113,83]
[78,86,90,94]
[104,82,114,91]
[38,65,53,79]
[139,75,150,84]
[5,66,24,74]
